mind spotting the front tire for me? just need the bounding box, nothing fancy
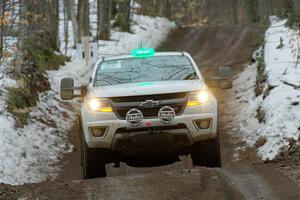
[191,134,221,167]
[78,118,107,179]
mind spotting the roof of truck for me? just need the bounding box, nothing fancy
[101,52,188,61]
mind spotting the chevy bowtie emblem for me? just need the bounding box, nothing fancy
[139,100,160,108]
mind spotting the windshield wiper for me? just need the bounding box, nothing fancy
[167,67,191,80]
[95,75,122,86]
[184,72,200,80]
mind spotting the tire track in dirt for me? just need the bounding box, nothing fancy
[80,168,242,200]
[216,168,279,200]
[216,166,300,200]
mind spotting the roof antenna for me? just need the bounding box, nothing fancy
[131,3,155,58]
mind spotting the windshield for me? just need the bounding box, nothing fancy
[94,55,197,86]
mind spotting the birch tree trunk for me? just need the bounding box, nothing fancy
[63,0,68,54]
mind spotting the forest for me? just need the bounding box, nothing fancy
[1,0,300,58]
[0,0,300,127]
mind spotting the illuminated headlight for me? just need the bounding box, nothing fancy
[187,90,210,107]
[87,98,113,112]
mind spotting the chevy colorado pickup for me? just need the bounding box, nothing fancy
[60,49,232,178]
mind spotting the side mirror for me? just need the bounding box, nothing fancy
[205,66,232,89]
[60,78,75,100]
[60,78,88,100]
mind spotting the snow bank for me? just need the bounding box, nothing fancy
[233,17,300,160]
[0,15,175,185]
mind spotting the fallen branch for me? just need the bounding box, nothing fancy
[283,81,300,89]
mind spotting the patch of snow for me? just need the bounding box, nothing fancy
[0,13,175,185]
[97,15,175,56]
[132,2,141,9]
[89,0,97,37]
[233,17,300,160]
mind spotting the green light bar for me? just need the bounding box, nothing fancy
[137,82,154,86]
[132,48,155,58]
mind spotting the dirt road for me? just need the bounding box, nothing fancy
[1,26,300,200]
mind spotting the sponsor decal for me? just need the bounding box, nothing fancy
[126,108,143,126]
[158,106,175,124]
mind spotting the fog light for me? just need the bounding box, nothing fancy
[194,119,211,130]
[89,127,107,137]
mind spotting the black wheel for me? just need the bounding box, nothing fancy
[191,134,221,167]
[78,117,107,179]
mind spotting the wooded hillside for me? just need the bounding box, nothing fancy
[139,0,300,26]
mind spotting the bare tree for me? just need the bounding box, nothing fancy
[68,0,79,46]
[63,0,68,54]
[0,0,8,59]
[77,0,90,38]
[97,0,112,40]
[244,0,259,23]
[117,0,131,32]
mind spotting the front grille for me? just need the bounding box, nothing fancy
[110,92,187,103]
[116,104,184,119]
[109,93,188,119]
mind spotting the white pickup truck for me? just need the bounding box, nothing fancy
[60,49,232,178]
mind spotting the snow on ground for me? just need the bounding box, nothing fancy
[233,17,300,160]
[0,14,175,185]
[89,0,97,37]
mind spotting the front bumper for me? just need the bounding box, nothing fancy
[82,109,217,149]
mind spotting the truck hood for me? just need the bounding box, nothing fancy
[91,80,205,98]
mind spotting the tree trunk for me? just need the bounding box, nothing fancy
[68,0,79,46]
[54,0,60,50]
[0,0,7,59]
[96,0,102,39]
[98,0,111,40]
[164,0,171,18]
[63,0,69,54]
[117,0,131,32]
[77,0,90,38]
[0,1,4,59]
[45,0,59,50]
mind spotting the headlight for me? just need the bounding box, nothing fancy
[187,90,210,107]
[87,98,113,112]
